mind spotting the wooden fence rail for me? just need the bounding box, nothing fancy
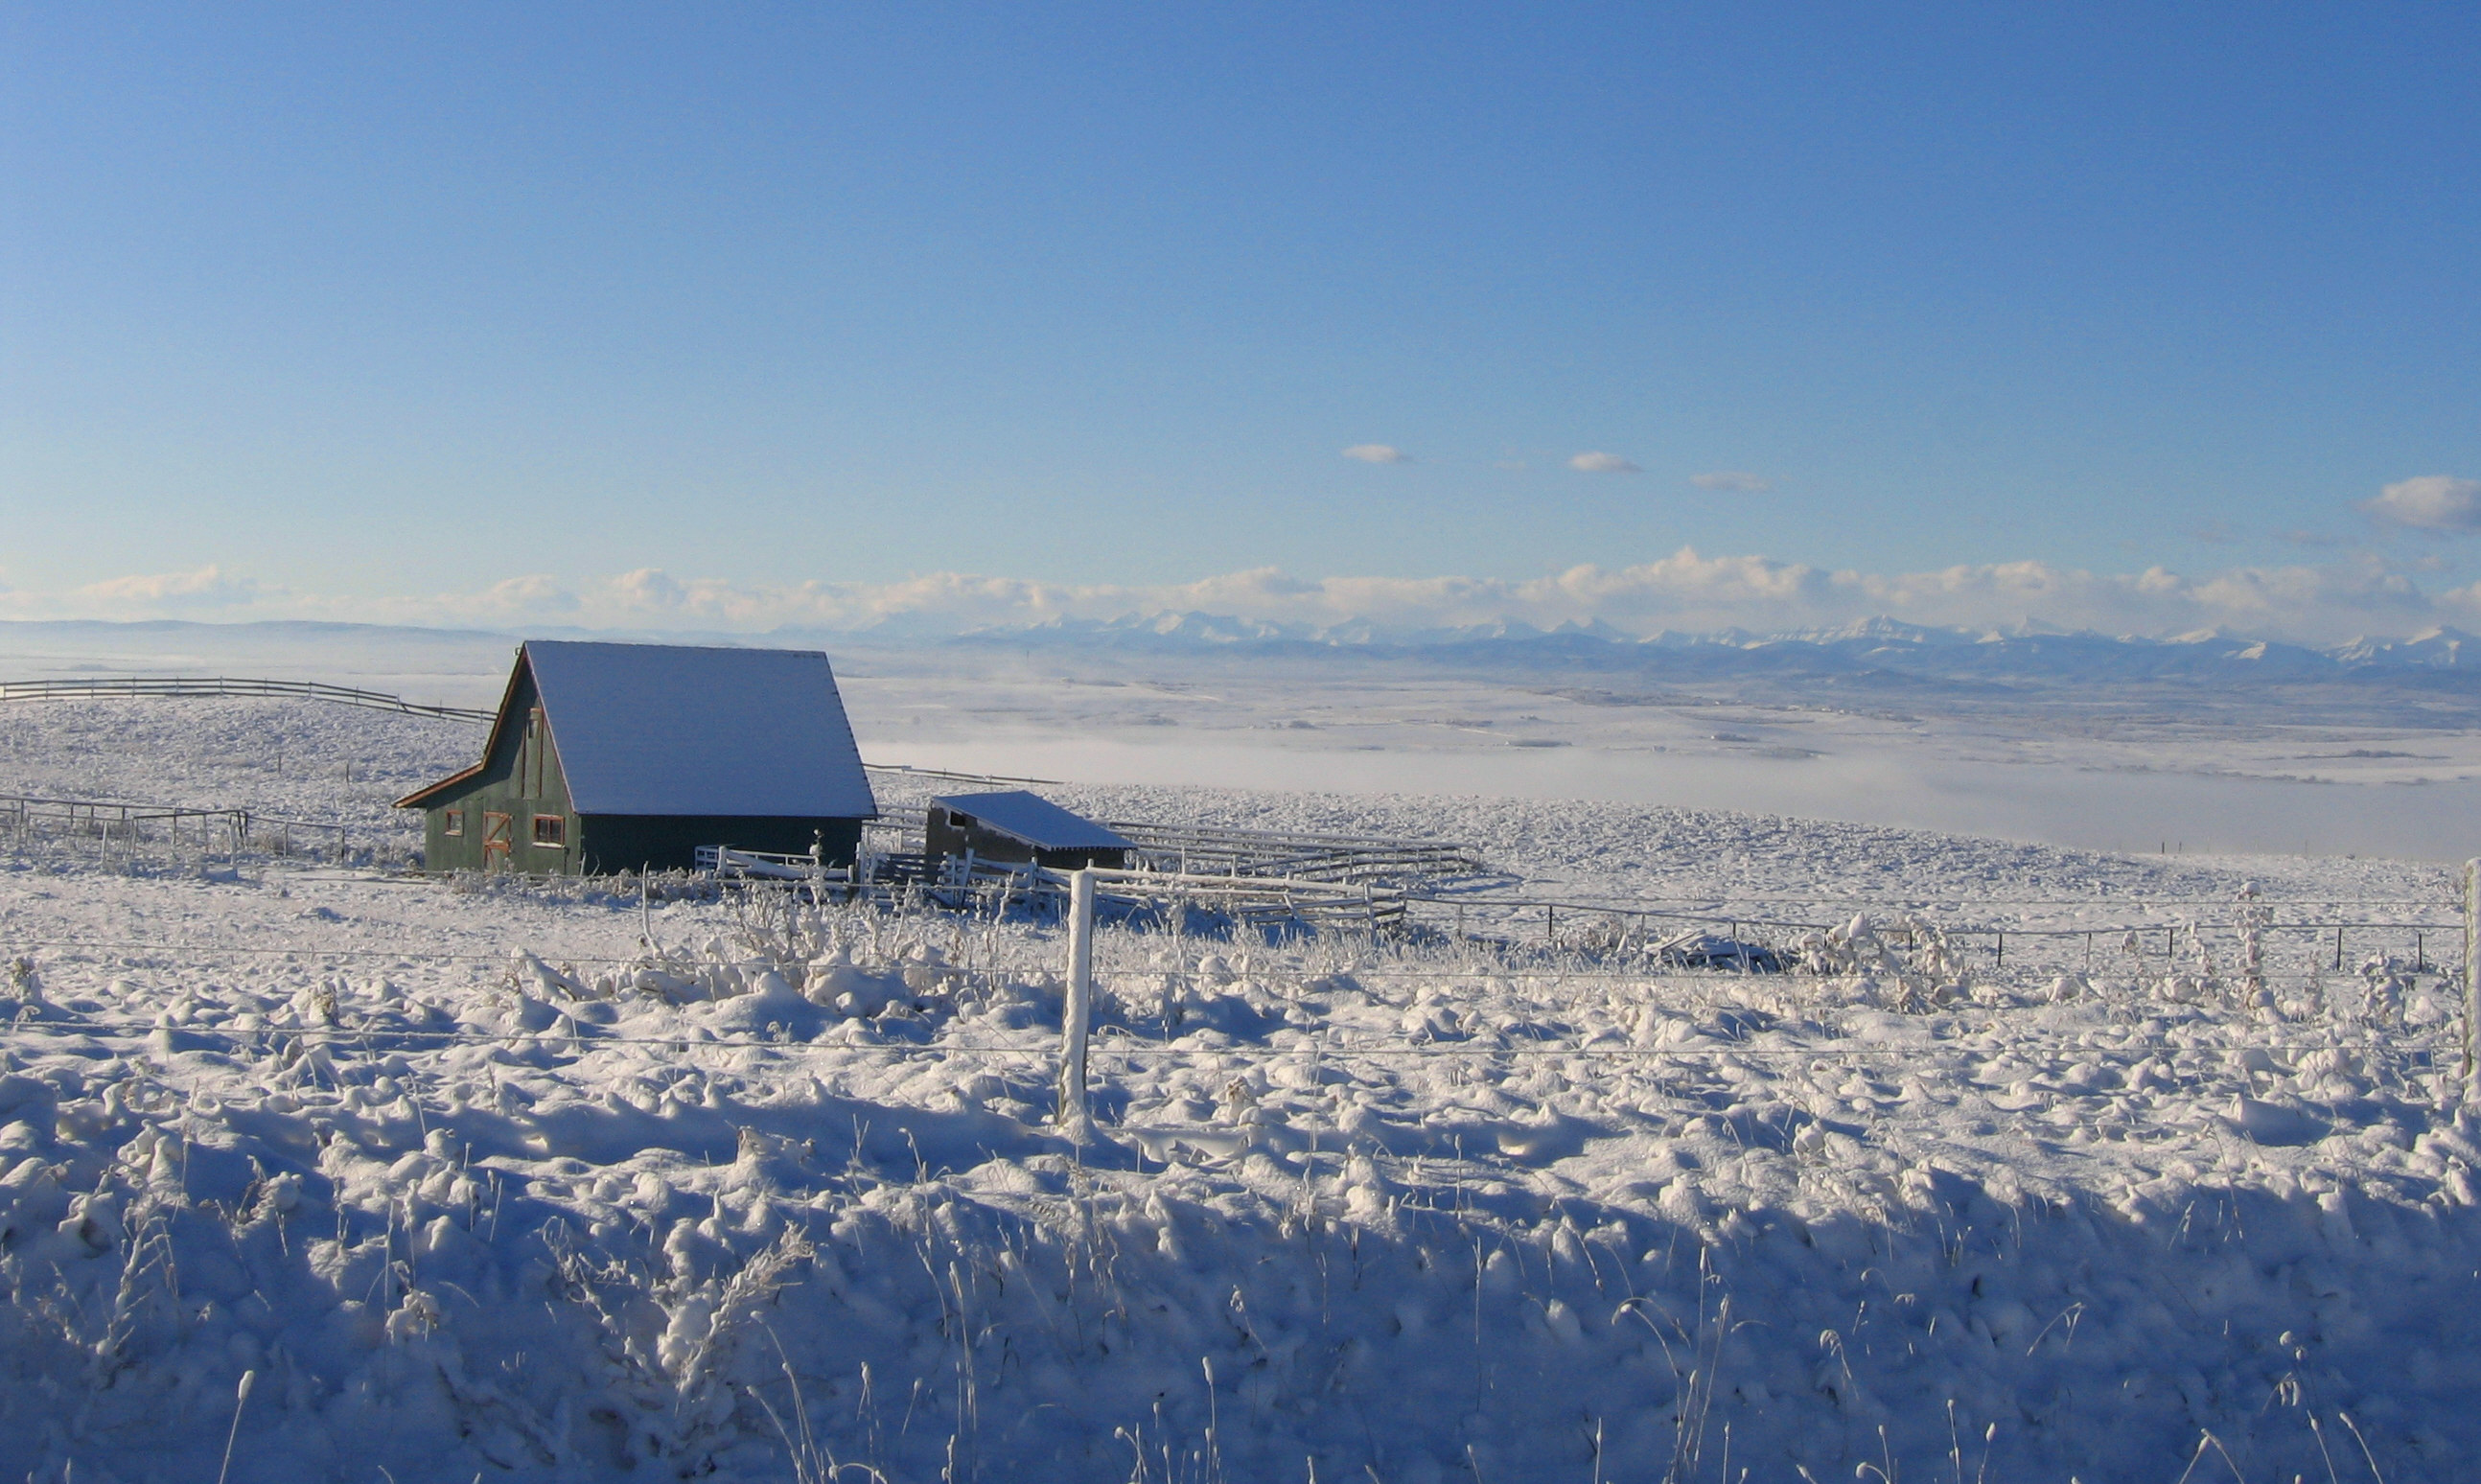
[0,676,494,723]
[0,791,411,866]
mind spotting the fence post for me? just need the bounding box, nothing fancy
[2465,859,2479,1092]
[1058,868,1095,1133]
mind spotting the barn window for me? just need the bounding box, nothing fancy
[443,811,465,837]
[528,707,547,798]
[531,814,566,847]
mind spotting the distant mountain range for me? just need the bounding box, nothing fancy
[904,611,2475,689]
[1,614,2471,698]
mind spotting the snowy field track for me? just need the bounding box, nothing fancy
[0,694,2477,1482]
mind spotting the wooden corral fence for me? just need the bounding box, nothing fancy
[700,840,1410,932]
[0,791,397,866]
[1104,820,1490,887]
[862,762,1066,790]
[701,831,2471,992]
[0,676,494,723]
[745,782,1497,934]
[943,854,1407,933]
[862,804,1498,893]
[0,795,249,855]
[696,845,850,883]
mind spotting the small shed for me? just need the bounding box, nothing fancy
[926,790,1134,875]
[394,639,877,874]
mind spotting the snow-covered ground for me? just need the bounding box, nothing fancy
[0,683,2475,1481]
[0,626,2477,1481]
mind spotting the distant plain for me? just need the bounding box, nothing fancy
[1,617,2474,860]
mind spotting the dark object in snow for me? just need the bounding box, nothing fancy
[928,790,1135,874]
[1651,931,1787,973]
[395,640,876,874]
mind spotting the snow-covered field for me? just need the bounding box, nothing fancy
[0,675,2476,1481]
[0,696,476,839]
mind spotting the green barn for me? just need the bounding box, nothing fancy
[395,639,878,874]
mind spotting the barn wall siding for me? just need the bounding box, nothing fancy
[420,667,580,872]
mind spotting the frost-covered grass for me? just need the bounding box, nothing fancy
[1,694,2477,1481]
[1,849,2477,1482]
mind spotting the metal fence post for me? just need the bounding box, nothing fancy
[1059,868,1095,1132]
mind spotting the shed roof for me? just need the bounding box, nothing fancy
[396,640,877,817]
[933,791,1134,851]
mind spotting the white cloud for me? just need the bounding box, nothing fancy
[611,568,691,611]
[2365,475,2481,533]
[1567,452,1640,474]
[473,575,578,614]
[1689,471,1771,494]
[72,566,259,609]
[2442,579,2481,623]
[475,548,2460,644]
[8,547,2476,645]
[1341,445,1411,464]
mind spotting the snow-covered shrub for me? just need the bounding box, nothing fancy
[1793,913,1973,1012]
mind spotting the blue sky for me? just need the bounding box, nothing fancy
[4,4,2478,638]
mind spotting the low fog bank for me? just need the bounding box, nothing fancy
[889,733,2481,862]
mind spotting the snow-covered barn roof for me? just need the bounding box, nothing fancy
[530,641,876,817]
[397,640,877,818]
[932,791,1133,851]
